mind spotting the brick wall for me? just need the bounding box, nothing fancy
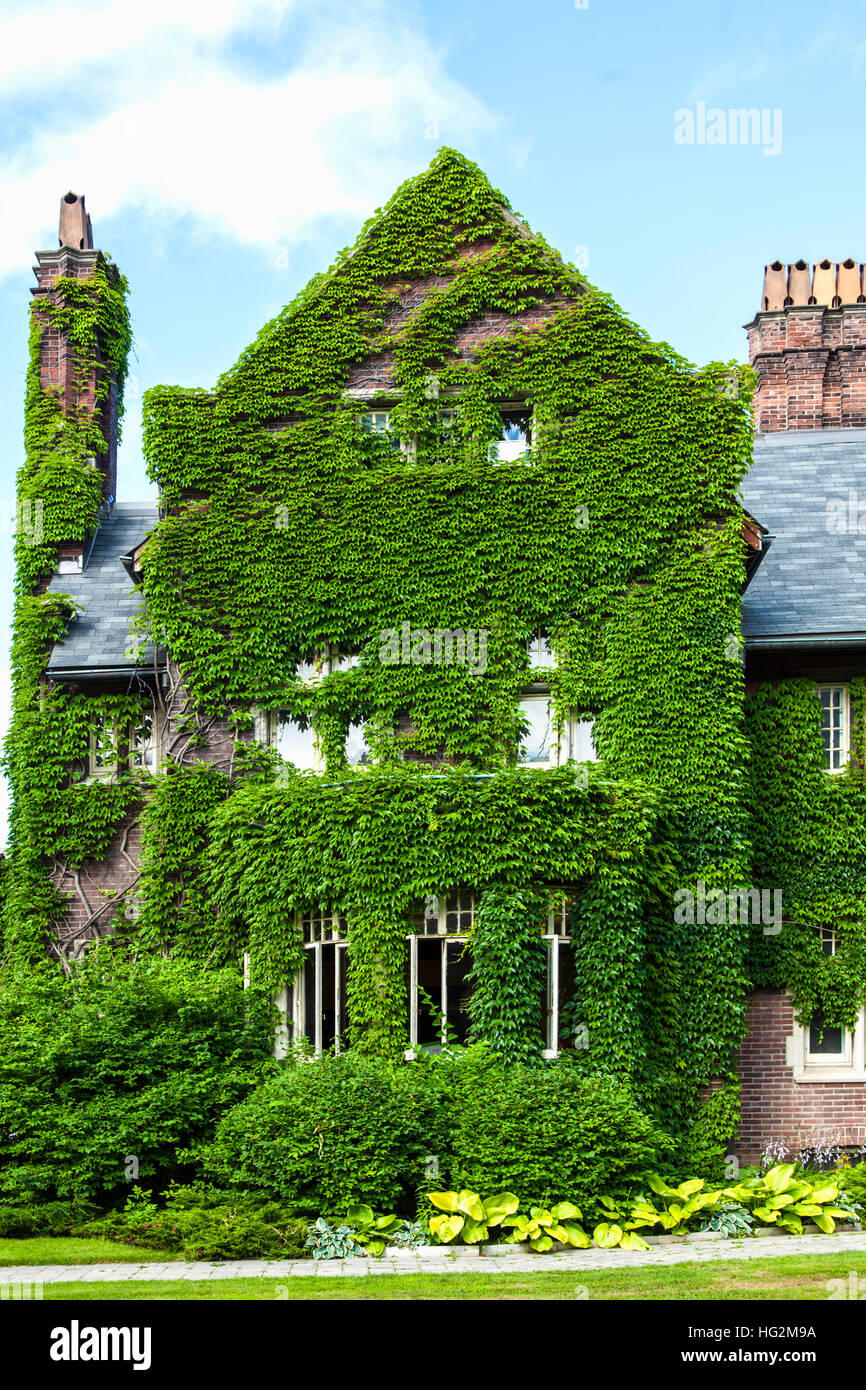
[32,246,118,504]
[736,989,866,1162]
[747,305,866,433]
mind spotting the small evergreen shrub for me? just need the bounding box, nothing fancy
[75,1186,308,1260]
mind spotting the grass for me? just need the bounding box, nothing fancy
[0,1236,171,1265]
[21,1250,866,1300]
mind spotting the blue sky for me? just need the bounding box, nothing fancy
[2,0,866,834]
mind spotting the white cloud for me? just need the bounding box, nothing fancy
[0,0,497,278]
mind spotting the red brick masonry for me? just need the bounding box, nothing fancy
[736,989,866,1162]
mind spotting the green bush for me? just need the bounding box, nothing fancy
[0,1199,96,1237]
[443,1062,671,1210]
[203,1050,668,1218]
[0,952,274,1204]
[76,1186,308,1260]
[203,1053,435,1214]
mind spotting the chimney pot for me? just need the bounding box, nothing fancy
[58,191,93,250]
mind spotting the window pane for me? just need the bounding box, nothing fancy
[91,717,116,771]
[303,951,316,1041]
[571,718,597,762]
[345,722,371,765]
[417,938,443,1047]
[518,698,553,764]
[275,716,318,770]
[808,1011,845,1055]
[493,410,532,462]
[446,939,473,1046]
[819,686,845,771]
[130,711,155,770]
[528,633,555,668]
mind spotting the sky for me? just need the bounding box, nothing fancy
[2,0,866,837]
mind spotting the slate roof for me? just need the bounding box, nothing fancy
[741,428,866,644]
[47,504,159,676]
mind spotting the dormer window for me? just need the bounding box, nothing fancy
[817,685,850,772]
[85,709,158,780]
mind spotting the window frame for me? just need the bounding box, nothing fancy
[86,708,159,781]
[817,683,851,773]
[517,693,598,769]
[787,930,866,1081]
[268,710,323,773]
[291,910,350,1055]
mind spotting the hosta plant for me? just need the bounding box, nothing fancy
[500,1202,592,1252]
[699,1201,755,1239]
[305,1218,362,1260]
[722,1163,859,1235]
[427,1190,521,1245]
[345,1204,402,1256]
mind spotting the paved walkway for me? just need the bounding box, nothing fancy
[3,1231,866,1283]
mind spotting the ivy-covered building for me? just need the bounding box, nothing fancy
[5,157,865,1164]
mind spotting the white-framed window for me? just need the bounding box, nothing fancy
[86,708,158,779]
[360,410,407,458]
[527,633,556,670]
[298,645,360,684]
[490,407,533,463]
[405,888,578,1057]
[407,892,476,1051]
[128,710,157,772]
[291,910,350,1054]
[517,696,598,767]
[542,890,576,1059]
[787,927,866,1081]
[818,684,850,772]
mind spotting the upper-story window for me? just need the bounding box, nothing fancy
[271,713,320,772]
[345,720,372,766]
[298,646,360,684]
[491,408,533,463]
[527,633,555,669]
[360,410,403,457]
[86,709,158,780]
[818,685,850,772]
[517,695,597,767]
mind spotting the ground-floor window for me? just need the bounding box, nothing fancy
[292,910,349,1053]
[288,890,576,1056]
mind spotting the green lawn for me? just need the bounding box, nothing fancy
[28,1251,866,1300]
[0,1236,170,1265]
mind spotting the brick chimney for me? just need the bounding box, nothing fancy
[746,260,866,433]
[750,261,866,430]
[30,192,119,509]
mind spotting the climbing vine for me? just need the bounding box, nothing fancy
[745,677,866,1029]
[3,258,135,963]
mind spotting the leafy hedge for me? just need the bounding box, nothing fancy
[202,1051,671,1215]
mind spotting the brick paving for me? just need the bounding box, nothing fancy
[2,1230,866,1284]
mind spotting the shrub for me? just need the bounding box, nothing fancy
[442,1062,670,1209]
[0,952,274,1204]
[0,1199,96,1237]
[76,1186,308,1260]
[203,1053,435,1214]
